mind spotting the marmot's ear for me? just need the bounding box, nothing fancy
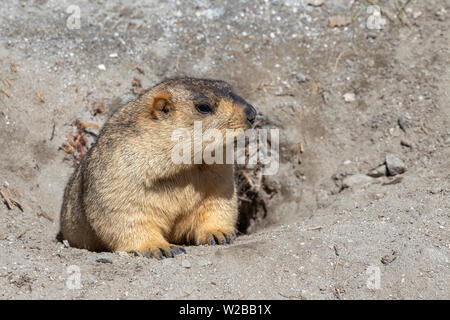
[148,91,173,119]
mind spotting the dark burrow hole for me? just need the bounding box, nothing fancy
[235,164,277,235]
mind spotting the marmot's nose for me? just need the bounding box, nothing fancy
[244,104,257,125]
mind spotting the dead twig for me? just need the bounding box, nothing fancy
[10,62,18,73]
[332,245,341,279]
[17,229,28,239]
[37,91,45,103]
[2,78,11,88]
[333,49,349,73]
[242,171,255,189]
[50,122,56,141]
[74,119,100,131]
[0,188,23,211]
[91,97,106,116]
[1,88,11,98]
[37,206,54,222]
[419,120,428,134]
[134,64,145,75]
[0,189,13,209]
[394,0,411,28]
[293,141,304,154]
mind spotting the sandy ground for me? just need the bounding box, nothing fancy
[0,0,449,299]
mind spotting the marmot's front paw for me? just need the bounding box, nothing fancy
[135,245,186,260]
[196,231,236,246]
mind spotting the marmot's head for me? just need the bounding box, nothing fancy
[139,78,256,134]
[132,78,257,166]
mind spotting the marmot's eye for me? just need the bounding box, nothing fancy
[195,103,213,114]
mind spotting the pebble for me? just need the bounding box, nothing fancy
[342,174,373,189]
[96,257,113,264]
[295,72,307,83]
[97,64,106,71]
[308,0,324,6]
[397,117,408,132]
[367,165,387,177]
[400,138,412,148]
[116,251,129,257]
[62,240,70,248]
[343,92,356,102]
[198,259,212,267]
[181,259,191,269]
[412,11,422,19]
[385,154,406,176]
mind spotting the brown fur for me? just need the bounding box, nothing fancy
[59,78,255,259]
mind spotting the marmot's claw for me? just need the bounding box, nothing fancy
[169,245,187,255]
[224,232,236,244]
[141,249,163,260]
[204,232,236,245]
[140,245,186,260]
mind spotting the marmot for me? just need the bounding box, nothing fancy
[59,78,256,259]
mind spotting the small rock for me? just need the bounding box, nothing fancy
[435,8,447,21]
[429,187,442,194]
[343,92,356,102]
[385,154,406,176]
[342,174,373,189]
[96,257,113,264]
[181,259,191,269]
[62,240,70,248]
[198,259,212,267]
[109,53,118,58]
[412,11,422,19]
[372,193,385,201]
[400,139,412,148]
[97,64,106,71]
[308,0,324,6]
[329,15,352,28]
[295,72,307,83]
[6,235,15,242]
[397,117,408,132]
[116,251,129,257]
[367,165,387,177]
